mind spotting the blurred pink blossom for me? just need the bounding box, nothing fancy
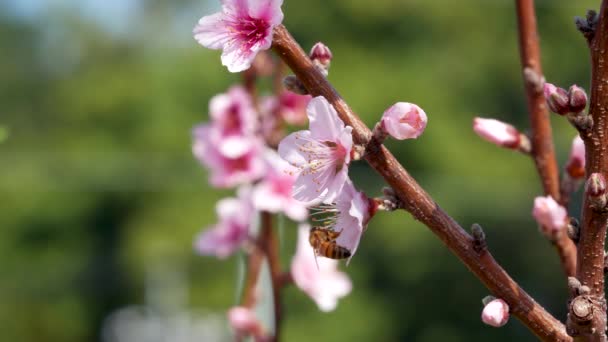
[193,0,284,72]
[381,102,427,140]
[481,298,510,327]
[195,188,254,259]
[193,125,266,188]
[566,135,585,179]
[532,196,567,236]
[473,117,521,149]
[252,151,308,221]
[227,306,266,340]
[278,96,353,205]
[291,224,352,312]
[208,86,258,158]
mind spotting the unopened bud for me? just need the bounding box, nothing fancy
[473,117,530,153]
[532,196,567,239]
[228,306,266,339]
[481,298,510,328]
[586,173,607,210]
[283,75,309,95]
[309,42,333,70]
[381,102,428,140]
[566,135,585,179]
[568,85,588,113]
[544,83,570,115]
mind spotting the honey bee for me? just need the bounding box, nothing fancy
[308,227,351,260]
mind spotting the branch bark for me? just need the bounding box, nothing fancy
[272,24,570,342]
[515,0,577,278]
[568,1,608,340]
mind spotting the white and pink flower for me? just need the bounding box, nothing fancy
[532,196,568,237]
[193,125,266,188]
[193,0,284,73]
[481,298,510,328]
[291,224,352,312]
[195,188,255,259]
[278,96,353,205]
[381,102,427,140]
[252,151,308,221]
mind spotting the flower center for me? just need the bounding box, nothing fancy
[233,16,270,48]
[222,103,243,135]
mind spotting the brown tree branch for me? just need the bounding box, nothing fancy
[515,0,577,278]
[567,1,608,340]
[272,24,570,341]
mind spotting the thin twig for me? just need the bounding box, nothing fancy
[272,24,570,341]
[515,0,577,278]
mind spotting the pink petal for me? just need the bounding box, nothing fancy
[193,13,232,50]
[247,0,284,24]
[221,42,258,73]
[307,97,345,142]
[278,131,310,167]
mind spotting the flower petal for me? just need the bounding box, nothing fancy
[307,97,345,141]
[221,42,258,73]
[193,13,232,50]
[278,131,310,167]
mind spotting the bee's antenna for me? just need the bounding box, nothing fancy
[312,248,320,271]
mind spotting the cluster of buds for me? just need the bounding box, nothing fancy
[544,83,591,131]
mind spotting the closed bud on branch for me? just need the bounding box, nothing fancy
[309,42,333,71]
[568,84,588,113]
[473,117,530,153]
[544,83,570,115]
[566,135,585,179]
[381,102,428,140]
[586,173,607,210]
[532,196,568,240]
[481,298,510,328]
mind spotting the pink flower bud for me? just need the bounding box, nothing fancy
[532,196,567,237]
[309,42,333,69]
[228,306,264,338]
[544,83,570,115]
[381,102,427,140]
[586,173,607,210]
[568,84,588,113]
[481,299,509,327]
[473,118,522,149]
[566,135,585,179]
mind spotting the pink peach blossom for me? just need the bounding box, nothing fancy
[473,117,521,149]
[208,86,258,158]
[481,298,510,327]
[532,196,567,236]
[278,96,353,205]
[193,125,266,188]
[381,102,428,140]
[291,224,352,312]
[195,188,254,258]
[252,151,308,221]
[193,0,284,72]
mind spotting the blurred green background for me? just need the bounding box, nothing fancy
[0,0,600,341]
